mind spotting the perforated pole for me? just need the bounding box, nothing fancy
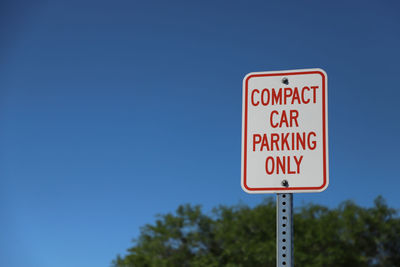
[277,193,293,267]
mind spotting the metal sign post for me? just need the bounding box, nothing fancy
[241,69,329,267]
[277,193,293,267]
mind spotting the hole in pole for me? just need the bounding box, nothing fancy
[283,224,286,227]
[283,202,286,205]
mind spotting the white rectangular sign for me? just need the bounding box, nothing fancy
[241,68,329,193]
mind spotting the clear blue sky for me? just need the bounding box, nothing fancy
[1,1,399,266]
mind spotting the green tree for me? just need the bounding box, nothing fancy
[112,197,400,267]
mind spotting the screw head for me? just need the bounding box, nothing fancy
[282,77,289,85]
[281,180,289,187]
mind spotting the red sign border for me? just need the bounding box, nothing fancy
[242,70,328,192]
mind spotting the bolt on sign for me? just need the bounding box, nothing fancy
[241,69,329,193]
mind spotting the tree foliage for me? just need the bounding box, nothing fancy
[112,197,400,267]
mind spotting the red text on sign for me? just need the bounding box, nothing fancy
[252,132,317,151]
[265,155,304,175]
[270,110,299,128]
[251,86,319,106]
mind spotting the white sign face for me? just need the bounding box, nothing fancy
[241,69,329,193]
